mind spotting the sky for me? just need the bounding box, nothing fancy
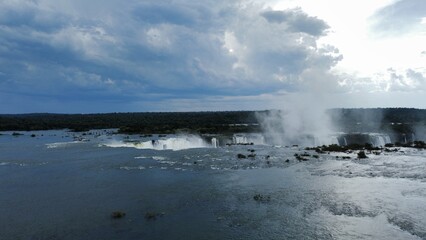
[0,0,425,113]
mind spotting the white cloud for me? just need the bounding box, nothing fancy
[51,26,118,60]
[271,0,426,98]
[145,26,174,49]
[1,0,425,112]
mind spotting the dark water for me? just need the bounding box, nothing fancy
[1,130,426,239]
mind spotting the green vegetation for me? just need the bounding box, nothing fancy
[0,111,260,134]
[0,108,424,135]
[328,108,426,133]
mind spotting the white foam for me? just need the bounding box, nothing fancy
[0,162,28,167]
[152,156,167,161]
[46,141,80,149]
[102,135,210,151]
[120,166,146,170]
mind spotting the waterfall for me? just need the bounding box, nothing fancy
[331,136,338,145]
[385,135,391,144]
[412,133,416,142]
[320,136,338,146]
[211,138,218,148]
[377,136,385,147]
[370,135,377,146]
[343,137,348,146]
[233,135,247,144]
[232,134,265,145]
[369,133,391,147]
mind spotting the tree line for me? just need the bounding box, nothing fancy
[0,108,424,134]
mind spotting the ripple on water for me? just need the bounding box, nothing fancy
[119,166,146,171]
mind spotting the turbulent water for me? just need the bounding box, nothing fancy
[1,130,426,239]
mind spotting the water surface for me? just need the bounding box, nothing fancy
[1,130,425,239]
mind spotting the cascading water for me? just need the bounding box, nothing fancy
[233,135,248,144]
[368,133,392,147]
[232,134,265,145]
[385,135,391,144]
[313,135,339,147]
[211,138,219,148]
[336,133,391,147]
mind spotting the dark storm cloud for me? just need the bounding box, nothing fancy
[0,0,342,112]
[132,3,199,27]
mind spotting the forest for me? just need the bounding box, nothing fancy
[0,111,260,134]
[0,108,424,134]
[327,108,426,133]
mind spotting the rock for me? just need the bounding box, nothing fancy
[111,211,126,219]
[414,141,426,149]
[315,148,326,154]
[30,134,36,137]
[237,154,247,159]
[247,153,256,158]
[295,155,308,161]
[357,151,368,159]
[145,212,164,221]
[145,212,157,220]
[253,194,271,203]
[285,159,290,163]
[384,148,398,152]
[301,152,310,157]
